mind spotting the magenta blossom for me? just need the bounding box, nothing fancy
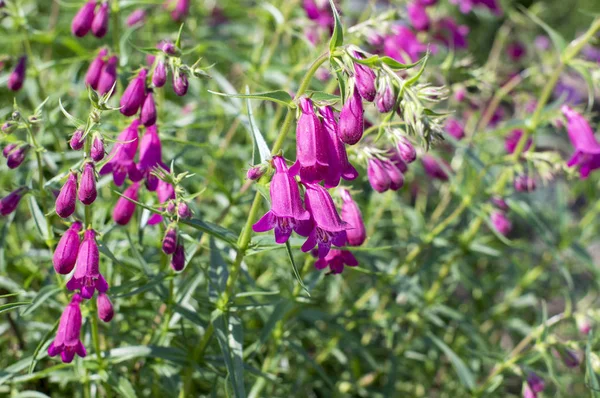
[290,98,329,183]
[339,88,365,145]
[71,0,96,37]
[562,105,600,178]
[367,158,391,193]
[70,129,84,151]
[353,52,376,102]
[162,226,178,255]
[48,294,86,363]
[301,183,347,258]
[445,118,465,140]
[126,9,146,27]
[375,78,396,113]
[113,183,140,226]
[315,249,358,274]
[170,0,190,22]
[91,134,105,162]
[0,187,26,216]
[67,229,108,299]
[148,180,176,225]
[8,56,27,91]
[97,56,118,95]
[397,137,417,163]
[450,0,502,15]
[253,156,312,243]
[53,221,83,275]
[6,143,29,169]
[100,120,142,186]
[91,2,110,38]
[320,106,358,188]
[97,293,114,322]
[78,162,97,205]
[171,242,186,271]
[434,17,469,49]
[340,189,366,246]
[138,125,168,190]
[407,2,430,31]
[173,70,189,96]
[141,92,157,127]
[152,59,167,88]
[56,172,78,218]
[384,25,427,63]
[491,211,511,236]
[527,372,545,394]
[421,155,449,181]
[505,129,532,154]
[120,69,147,116]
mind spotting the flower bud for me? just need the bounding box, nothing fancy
[96,293,114,322]
[170,0,190,22]
[375,77,396,113]
[407,2,430,31]
[491,211,511,236]
[397,137,417,163]
[8,56,27,91]
[557,348,580,368]
[382,160,405,191]
[352,52,376,102]
[126,9,146,27]
[6,144,29,169]
[339,88,364,145]
[70,129,85,151]
[246,165,267,181]
[78,162,97,205]
[2,143,17,158]
[113,183,139,225]
[166,200,176,214]
[91,2,110,38]
[162,226,178,255]
[421,155,449,181]
[490,196,508,211]
[140,92,157,127]
[160,41,178,56]
[91,134,105,162]
[0,187,26,216]
[445,118,465,140]
[53,221,83,274]
[2,121,17,134]
[367,158,391,193]
[577,316,592,335]
[97,56,118,96]
[173,70,189,96]
[526,372,545,394]
[177,202,191,219]
[152,59,167,88]
[170,242,186,271]
[56,172,78,218]
[514,175,536,192]
[120,69,148,117]
[341,189,366,246]
[71,0,96,37]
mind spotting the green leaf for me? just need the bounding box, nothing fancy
[405,51,430,87]
[212,310,246,397]
[58,99,84,127]
[380,55,424,70]
[245,86,271,165]
[0,301,31,315]
[21,286,61,317]
[570,61,595,110]
[305,90,341,104]
[27,196,49,241]
[428,333,475,391]
[285,240,309,296]
[520,7,567,54]
[586,329,600,396]
[208,90,293,107]
[208,238,229,303]
[116,377,138,398]
[28,319,59,374]
[228,315,246,397]
[328,0,343,52]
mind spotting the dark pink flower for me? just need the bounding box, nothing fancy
[368,158,391,193]
[562,105,600,178]
[138,125,168,191]
[341,189,365,246]
[53,221,83,275]
[375,78,396,113]
[507,41,526,61]
[290,98,329,183]
[353,52,376,102]
[171,242,185,271]
[140,92,157,127]
[171,0,190,22]
[91,2,110,38]
[408,2,430,31]
[2,143,17,158]
[113,183,140,225]
[6,143,29,169]
[120,69,147,117]
[315,249,358,274]
[434,18,469,49]
[383,25,427,63]
[0,187,26,216]
[126,8,146,27]
[91,134,105,162]
[86,49,107,89]
[67,229,108,299]
[173,69,189,96]
[97,293,114,322]
[523,384,536,398]
[253,156,312,244]
[152,59,167,88]
[78,162,97,205]
[148,180,175,225]
[339,88,364,145]
[162,226,178,255]
[71,0,96,37]
[56,172,78,218]
[97,56,118,95]
[48,294,86,363]
[527,372,545,394]
[397,137,417,163]
[382,160,405,190]
[247,165,266,181]
[8,56,26,91]
[421,155,449,181]
[491,211,511,236]
[505,129,532,154]
[320,106,358,188]
[301,183,347,258]
[70,129,84,151]
[177,202,191,219]
[100,120,142,186]
[445,118,465,140]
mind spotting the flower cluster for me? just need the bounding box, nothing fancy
[71,1,110,38]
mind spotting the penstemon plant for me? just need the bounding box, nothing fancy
[1,0,600,397]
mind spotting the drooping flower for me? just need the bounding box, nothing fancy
[315,249,358,274]
[445,117,465,140]
[0,187,26,216]
[171,242,186,271]
[171,0,190,22]
[160,41,177,56]
[561,105,600,178]
[138,125,168,190]
[383,25,427,63]
[97,293,114,322]
[6,143,29,169]
[375,77,396,113]
[8,56,27,91]
[140,92,157,127]
[78,162,97,205]
[120,69,147,117]
[527,372,545,394]
[173,69,189,96]
[148,180,176,225]
[491,211,511,236]
[2,143,17,158]
[85,49,108,90]
[53,221,83,275]
[67,229,108,299]
[421,155,449,181]
[397,137,417,163]
[99,120,142,186]
[301,183,347,258]
[339,88,365,145]
[126,8,146,27]
[253,156,312,243]
[407,2,430,31]
[91,134,105,162]
[246,165,267,181]
[320,106,358,188]
[367,158,391,193]
[162,225,178,255]
[340,189,365,246]
[353,52,376,102]
[70,129,85,151]
[48,294,86,363]
[97,56,118,95]
[505,129,532,154]
[152,59,167,88]
[71,0,96,37]
[56,172,78,218]
[113,183,140,225]
[177,202,191,219]
[290,98,329,183]
[382,160,405,190]
[91,2,110,38]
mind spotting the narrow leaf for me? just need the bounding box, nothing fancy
[208,90,293,107]
[245,86,271,165]
[428,333,475,391]
[328,0,343,52]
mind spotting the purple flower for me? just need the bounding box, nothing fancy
[71,0,96,37]
[91,134,105,162]
[138,125,167,191]
[527,372,545,394]
[505,129,532,154]
[70,129,85,151]
[67,229,108,299]
[152,59,167,88]
[97,293,114,322]
[523,384,537,398]
[1,121,17,134]
[368,158,391,193]
[171,242,186,271]
[253,156,312,243]
[397,137,417,163]
[247,165,266,181]
[113,183,140,225]
[100,120,142,186]
[173,70,189,96]
[320,106,358,188]
[562,105,600,178]
[140,92,157,127]
[56,172,78,218]
[382,160,405,190]
[8,56,26,91]
[407,2,430,31]
[2,143,17,158]
[491,211,511,236]
[491,196,508,211]
[450,0,502,15]
[120,69,147,117]
[177,202,191,219]
[384,25,427,63]
[6,143,29,169]
[53,221,83,275]
[91,2,110,38]
[303,0,321,20]
[0,187,26,216]
[148,180,175,225]
[78,162,97,205]
[421,155,449,181]
[315,249,358,274]
[301,183,347,258]
[507,41,526,61]
[514,175,536,192]
[559,348,580,368]
[353,52,376,102]
[48,294,86,363]
[290,98,329,183]
[375,78,396,113]
[171,0,190,22]
[97,56,118,96]
[445,118,465,140]
[126,8,146,27]
[434,18,469,49]
[339,88,364,145]
[160,41,177,56]
[341,189,365,246]
[535,36,550,51]
[162,226,178,255]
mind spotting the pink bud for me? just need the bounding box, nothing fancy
[78,162,97,205]
[85,49,108,90]
[53,221,83,274]
[166,200,176,214]
[382,160,404,191]
[339,88,364,145]
[367,158,391,193]
[91,2,110,38]
[120,69,147,116]
[126,9,146,27]
[6,143,29,169]
[160,41,177,56]
[113,183,140,225]
[8,56,27,91]
[170,242,186,271]
[162,226,178,255]
[97,56,118,95]
[341,189,366,246]
[397,137,417,163]
[491,211,511,236]
[2,121,17,134]
[352,52,376,102]
[0,187,26,216]
[71,0,96,37]
[2,143,17,158]
[170,0,190,22]
[70,129,84,151]
[91,134,105,162]
[140,92,157,127]
[152,59,167,88]
[375,79,396,113]
[96,293,114,322]
[246,165,266,181]
[56,172,78,218]
[177,202,191,219]
[173,70,189,96]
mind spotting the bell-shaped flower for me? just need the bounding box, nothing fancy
[127,9,146,26]
[173,69,189,96]
[2,144,17,158]
[375,77,396,113]
[171,0,190,22]
[162,225,178,255]
[320,106,358,188]
[408,2,430,31]
[97,56,118,96]
[421,155,449,181]
[113,183,140,225]
[367,158,391,193]
[56,172,78,218]
[253,156,312,243]
[383,160,405,190]
[8,56,27,92]
[85,49,108,90]
[67,229,108,299]
[152,59,167,88]
[397,137,417,163]
[340,189,366,246]
[71,0,96,37]
[140,92,157,127]
[290,98,329,183]
[70,129,84,151]
[445,117,465,140]
[353,52,376,102]
[339,88,365,145]
[53,221,83,275]
[562,105,600,178]
[78,162,97,205]
[100,120,141,186]
[301,183,347,258]
[527,372,545,394]
[120,69,147,116]
[91,134,105,162]
[138,125,168,190]
[0,187,26,216]
[171,242,186,271]
[97,292,114,322]
[48,294,86,363]
[315,249,358,274]
[91,2,110,38]
[6,143,29,169]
